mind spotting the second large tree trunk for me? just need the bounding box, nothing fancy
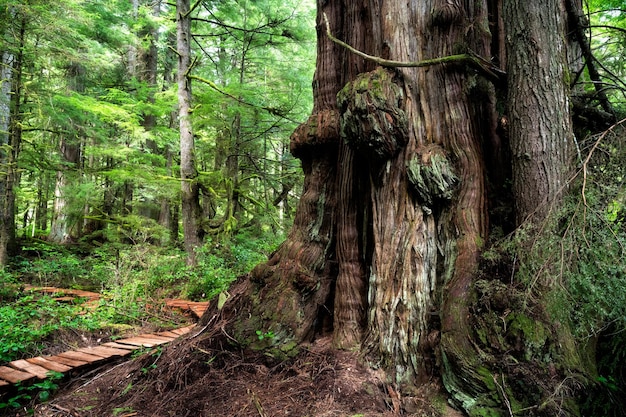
[505,1,574,224]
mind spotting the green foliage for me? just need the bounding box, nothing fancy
[0,371,63,412]
[12,240,91,287]
[256,329,275,341]
[0,294,97,362]
[184,232,282,300]
[585,1,626,112]
[0,268,20,301]
[483,126,626,414]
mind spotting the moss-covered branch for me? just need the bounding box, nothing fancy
[322,13,505,81]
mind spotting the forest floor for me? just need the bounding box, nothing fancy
[31,334,455,417]
[2,286,458,416]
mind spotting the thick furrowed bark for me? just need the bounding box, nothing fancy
[199,2,345,348]
[333,143,367,349]
[207,0,492,397]
[505,1,573,225]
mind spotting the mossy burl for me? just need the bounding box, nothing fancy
[337,67,408,162]
[407,147,458,214]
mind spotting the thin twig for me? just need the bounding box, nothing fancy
[581,117,626,206]
[492,374,514,417]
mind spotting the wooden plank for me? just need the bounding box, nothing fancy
[141,334,174,342]
[166,300,190,308]
[170,326,195,335]
[138,334,177,343]
[0,379,9,387]
[190,306,207,317]
[111,338,158,348]
[57,351,103,364]
[26,357,72,373]
[102,341,142,351]
[154,331,181,338]
[112,336,170,348]
[68,290,99,301]
[46,355,88,367]
[8,359,51,379]
[77,346,133,358]
[0,366,35,383]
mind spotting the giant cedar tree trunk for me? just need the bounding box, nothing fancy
[202,0,579,414]
[205,0,492,388]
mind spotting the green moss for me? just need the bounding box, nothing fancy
[507,313,547,360]
[476,366,497,391]
[337,67,408,161]
[468,406,503,417]
[406,148,458,212]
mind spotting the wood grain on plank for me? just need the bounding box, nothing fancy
[45,355,88,367]
[26,357,72,373]
[8,359,51,379]
[102,341,142,351]
[57,351,103,364]
[0,365,36,383]
[77,346,133,358]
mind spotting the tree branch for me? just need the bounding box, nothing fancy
[566,0,616,117]
[322,13,505,82]
[189,75,300,123]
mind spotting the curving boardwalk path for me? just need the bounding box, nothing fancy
[0,286,209,391]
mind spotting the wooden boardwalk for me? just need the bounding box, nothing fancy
[1,287,209,391]
[0,326,196,386]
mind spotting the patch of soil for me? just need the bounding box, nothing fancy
[30,336,446,417]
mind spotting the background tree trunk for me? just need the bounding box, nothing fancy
[505,0,574,225]
[49,62,85,244]
[0,14,26,264]
[177,0,204,264]
[0,49,14,265]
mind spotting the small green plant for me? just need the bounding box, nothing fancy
[0,268,20,301]
[256,330,275,341]
[113,406,135,415]
[120,382,133,396]
[141,363,157,374]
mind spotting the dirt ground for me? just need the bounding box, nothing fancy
[15,333,454,417]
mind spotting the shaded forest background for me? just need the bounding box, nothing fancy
[1,0,626,416]
[1,0,315,261]
[0,0,315,395]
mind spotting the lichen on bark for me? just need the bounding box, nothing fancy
[407,145,458,213]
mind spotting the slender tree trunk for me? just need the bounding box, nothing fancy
[0,15,26,264]
[0,50,14,266]
[49,135,81,243]
[177,0,203,264]
[49,62,85,244]
[35,173,49,232]
[161,30,180,245]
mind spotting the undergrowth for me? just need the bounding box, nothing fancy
[0,230,283,364]
[481,125,626,415]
